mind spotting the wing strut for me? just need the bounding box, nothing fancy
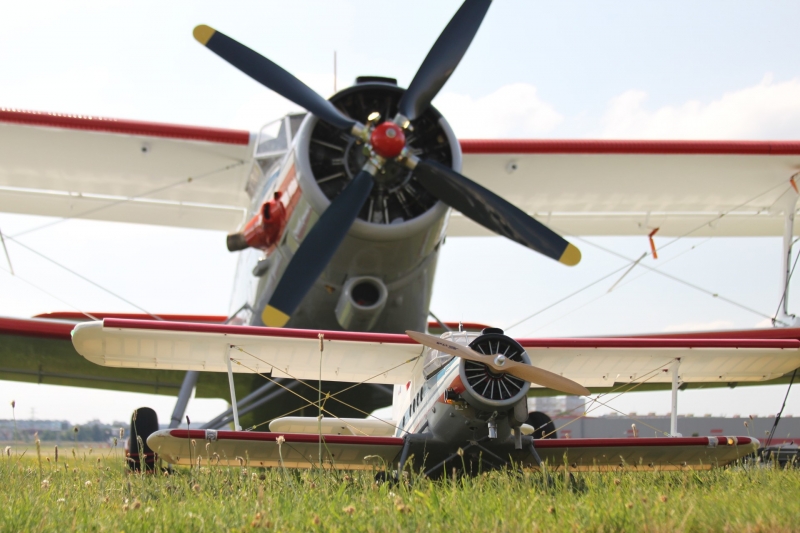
[168,370,199,429]
[670,359,681,437]
[225,345,242,431]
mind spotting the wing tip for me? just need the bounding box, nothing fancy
[193,24,216,46]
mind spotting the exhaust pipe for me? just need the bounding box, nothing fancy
[335,276,388,331]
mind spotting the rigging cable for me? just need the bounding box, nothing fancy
[2,234,162,320]
[0,264,98,321]
[505,182,794,334]
[9,161,246,238]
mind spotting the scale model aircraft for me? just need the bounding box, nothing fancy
[0,0,799,471]
[72,322,763,473]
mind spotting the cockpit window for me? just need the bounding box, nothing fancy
[423,349,454,380]
[255,119,289,157]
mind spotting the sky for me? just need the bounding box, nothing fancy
[1,0,799,426]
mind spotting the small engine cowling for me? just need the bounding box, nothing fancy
[227,192,287,251]
[458,328,531,410]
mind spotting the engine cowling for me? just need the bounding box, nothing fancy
[295,80,460,241]
[458,328,532,409]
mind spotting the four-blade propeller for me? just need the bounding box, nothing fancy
[194,0,581,327]
[406,330,590,397]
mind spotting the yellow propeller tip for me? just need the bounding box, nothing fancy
[262,306,290,327]
[193,24,216,45]
[559,243,581,266]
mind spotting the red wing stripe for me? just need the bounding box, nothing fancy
[533,436,754,448]
[169,429,403,446]
[93,319,800,348]
[0,108,251,146]
[101,318,418,344]
[0,316,74,340]
[460,139,800,155]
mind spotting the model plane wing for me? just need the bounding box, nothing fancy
[516,337,800,387]
[147,429,757,471]
[0,109,254,231]
[534,436,758,471]
[72,319,423,384]
[148,429,403,469]
[268,416,398,437]
[71,319,800,388]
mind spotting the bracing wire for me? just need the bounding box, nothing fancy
[505,181,794,334]
[232,344,422,435]
[9,161,246,239]
[0,264,98,321]
[2,234,162,320]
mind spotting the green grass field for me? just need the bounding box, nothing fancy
[2,446,799,532]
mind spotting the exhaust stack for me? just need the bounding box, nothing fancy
[335,276,388,331]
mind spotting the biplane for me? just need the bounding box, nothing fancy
[1,0,799,472]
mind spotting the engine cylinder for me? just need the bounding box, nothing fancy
[334,276,388,331]
[294,81,461,242]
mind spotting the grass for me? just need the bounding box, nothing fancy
[2,446,799,532]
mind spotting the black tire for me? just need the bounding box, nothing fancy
[526,411,557,440]
[128,407,159,472]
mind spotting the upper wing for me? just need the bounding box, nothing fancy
[0,109,254,231]
[6,108,800,237]
[517,336,800,388]
[455,139,800,237]
[72,319,423,384]
[71,318,800,388]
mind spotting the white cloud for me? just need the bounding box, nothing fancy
[433,83,563,138]
[601,75,800,139]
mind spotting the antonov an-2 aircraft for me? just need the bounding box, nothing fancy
[1,0,800,472]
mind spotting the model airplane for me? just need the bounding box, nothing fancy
[1,0,800,458]
[71,321,763,473]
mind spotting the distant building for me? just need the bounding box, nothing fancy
[550,414,798,442]
[528,396,585,417]
[0,419,69,440]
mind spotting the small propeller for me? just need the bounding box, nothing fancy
[406,330,590,396]
[397,0,492,121]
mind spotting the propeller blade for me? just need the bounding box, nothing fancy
[501,363,591,398]
[193,25,356,131]
[262,170,374,327]
[397,0,492,121]
[406,330,590,396]
[414,160,581,265]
